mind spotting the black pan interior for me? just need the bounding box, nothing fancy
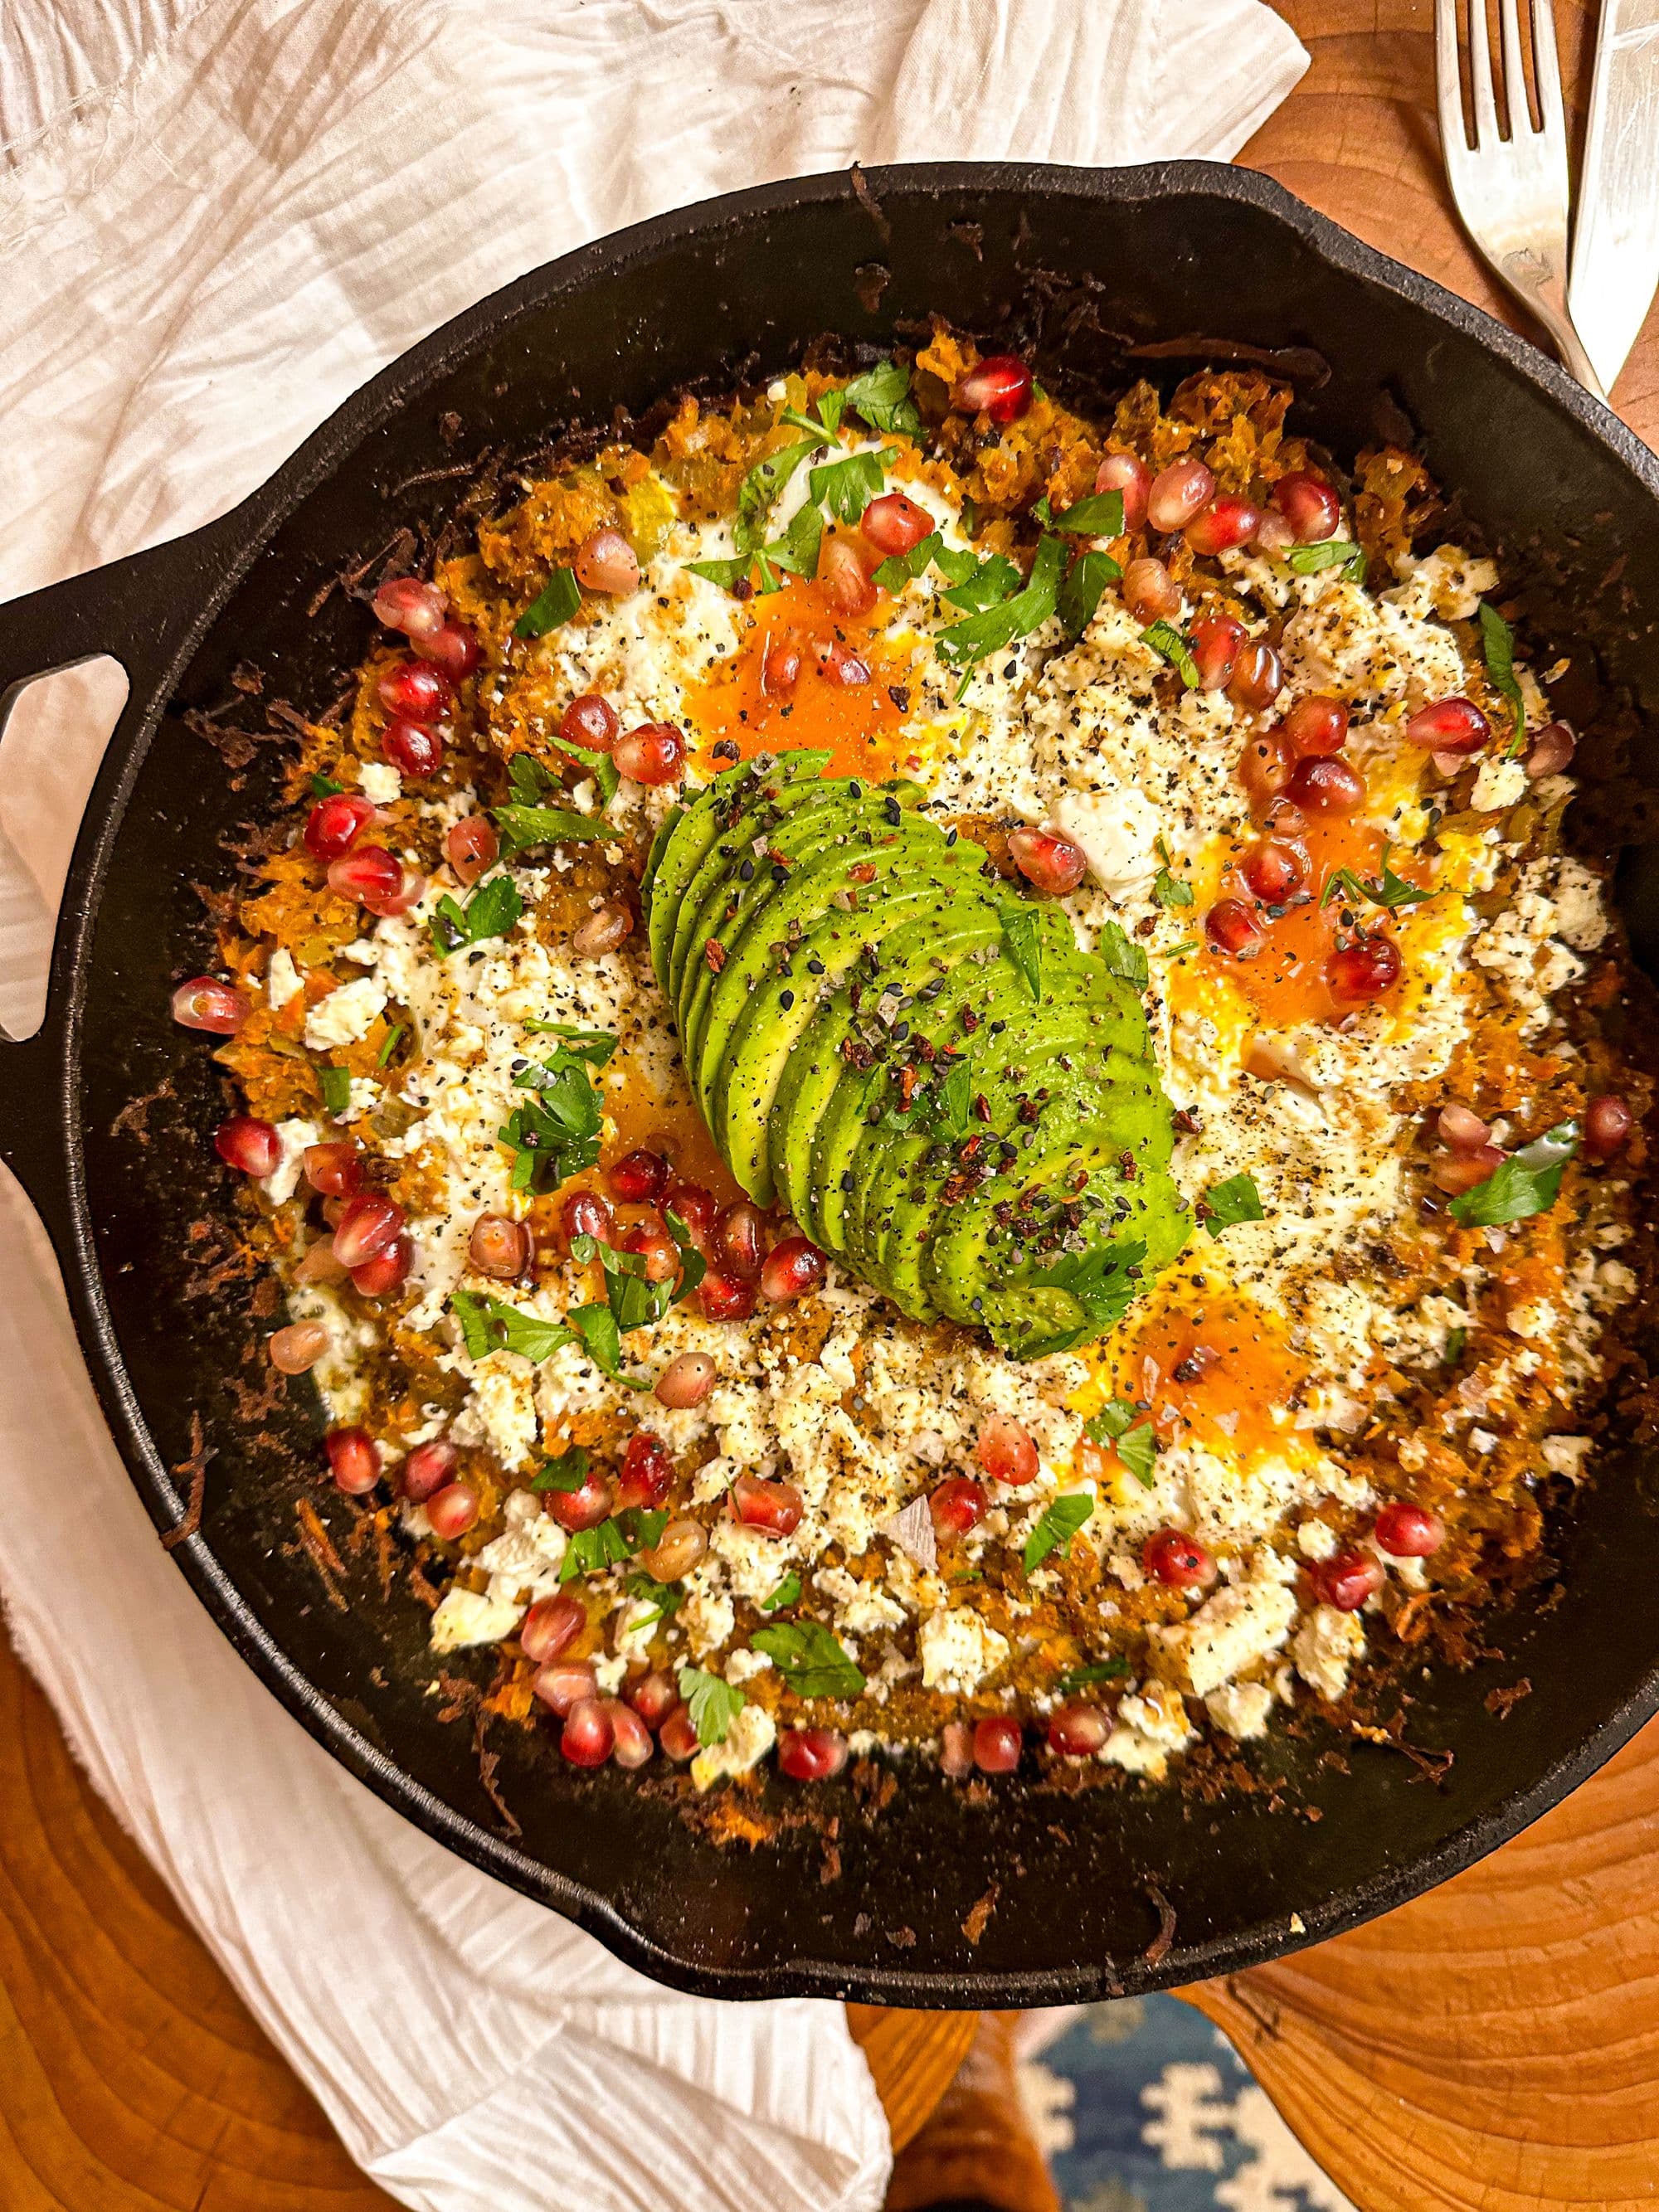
[43,165,1659,2002]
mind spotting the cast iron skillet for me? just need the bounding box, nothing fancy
[2,163,1658,2007]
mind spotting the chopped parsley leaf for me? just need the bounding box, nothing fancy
[428,873,523,956]
[531,1446,591,1493]
[679,1665,747,1745]
[1447,1121,1579,1227]
[1024,1491,1095,1572]
[1203,1172,1266,1237]
[1286,540,1366,582]
[1097,921,1149,992]
[1141,620,1201,688]
[1478,600,1528,756]
[1053,488,1125,537]
[318,1064,352,1116]
[1000,901,1044,1001]
[1083,1398,1159,1488]
[843,358,922,439]
[1054,1656,1131,1695]
[513,566,581,639]
[759,1569,801,1613]
[750,1621,865,1699]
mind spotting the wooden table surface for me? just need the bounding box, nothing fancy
[7,4,1659,2208]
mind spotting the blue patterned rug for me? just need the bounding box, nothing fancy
[1016,1996,1357,2212]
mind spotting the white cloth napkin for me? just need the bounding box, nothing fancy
[0,5,1306,2208]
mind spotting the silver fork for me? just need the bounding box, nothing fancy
[1436,0,1606,396]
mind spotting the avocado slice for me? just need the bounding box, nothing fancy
[645,749,827,989]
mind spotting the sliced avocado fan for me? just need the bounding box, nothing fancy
[641,751,1191,1359]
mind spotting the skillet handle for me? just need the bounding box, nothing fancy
[0,527,236,1254]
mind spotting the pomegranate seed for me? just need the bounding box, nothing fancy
[326,1427,380,1495]
[1228,639,1284,710]
[820,639,872,688]
[333,1192,404,1268]
[930,1475,987,1536]
[1285,756,1365,815]
[1406,698,1490,755]
[778,1727,849,1782]
[382,719,444,776]
[1190,613,1245,691]
[304,1141,362,1196]
[1143,1528,1217,1587]
[638,1517,708,1582]
[941,1721,975,1777]
[655,1352,717,1409]
[572,902,634,958]
[1048,1702,1109,1757]
[521,1593,585,1663]
[426,1481,479,1540]
[1205,898,1266,960]
[411,620,480,682]
[533,1661,597,1716]
[1327,934,1402,1005]
[1241,837,1309,903]
[1318,1550,1384,1611]
[1122,556,1180,624]
[351,1232,414,1297]
[954,354,1034,425]
[730,1473,804,1535]
[1374,1502,1444,1558]
[609,1148,670,1204]
[548,1203,606,1267]
[972,1717,1023,1774]
[304,793,377,858]
[1273,471,1340,542]
[172,978,247,1034]
[1280,695,1350,756]
[698,1268,757,1322]
[1238,730,1297,808]
[718,1202,766,1280]
[292,1240,347,1286]
[659,1704,700,1761]
[1433,1144,1506,1194]
[1437,1104,1491,1151]
[1185,497,1261,557]
[620,1218,679,1285]
[625,1670,679,1727]
[372,576,446,638]
[444,814,499,887]
[1009,825,1087,895]
[602,1698,654,1768]
[1525,722,1575,778]
[327,843,402,907]
[612,722,687,786]
[1094,450,1150,529]
[402,1439,458,1503]
[215,1115,280,1177]
[817,535,874,615]
[761,1237,826,1303]
[1253,509,1297,555]
[365,863,425,920]
[269,1321,329,1374]
[616,1430,674,1511]
[1586,1096,1633,1158]
[862,491,932,557]
[978,1414,1039,1486]
[574,527,640,596]
[376,659,450,724]
[663,1180,720,1253]
[562,694,620,752]
[547,1471,613,1532]
[762,636,801,694]
[561,1699,615,1767]
[1146,458,1215,532]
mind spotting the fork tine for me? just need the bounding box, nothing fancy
[1467,0,1502,143]
[1498,0,1531,134]
[1531,0,1567,141]
[1436,0,1472,157]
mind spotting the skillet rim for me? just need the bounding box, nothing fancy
[10,156,1659,2005]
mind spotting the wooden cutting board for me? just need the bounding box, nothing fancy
[4,5,1659,2207]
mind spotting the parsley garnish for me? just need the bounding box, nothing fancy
[735,438,819,554]
[1447,1121,1579,1227]
[499,1043,606,1194]
[843,358,922,439]
[531,1446,590,1493]
[870,532,977,595]
[758,496,823,586]
[623,1569,684,1629]
[523,1018,618,1061]
[781,388,849,438]
[750,1621,865,1699]
[1141,620,1201,688]
[1097,921,1149,992]
[809,449,889,523]
[450,1291,573,1364]
[1024,1491,1095,1572]
[513,566,581,639]
[1478,600,1527,756]
[428,873,523,956]
[1052,489,1125,537]
[1058,548,1119,638]
[1163,939,1200,960]
[558,1511,662,1584]
[318,1064,352,1116]
[1000,902,1044,1000]
[309,771,344,798]
[493,803,611,858]
[1023,1238,1148,1358]
[1203,1172,1266,1237]
[1083,1398,1159,1489]
[760,1570,801,1613]
[937,533,1065,672]
[566,1301,625,1376]
[679,1666,747,1745]
[883,1056,974,1141]
[1286,541,1366,582]
[942,552,1022,613]
[1055,1656,1131,1695]
[1151,836,1194,909]
[685,553,755,591]
[376,1023,405,1067]
[1320,847,1435,912]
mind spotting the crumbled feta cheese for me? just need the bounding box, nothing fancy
[691,1699,776,1787]
[1103,1680,1194,1778]
[1204,1680,1274,1740]
[359,761,403,803]
[917,1607,1010,1694]
[1471,757,1527,813]
[266,947,303,1010]
[1292,1606,1365,1701]
[1155,1577,1297,1699]
[260,1117,321,1206]
[304,975,387,1051]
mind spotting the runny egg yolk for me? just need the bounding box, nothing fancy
[1088,1288,1309,1475]
[599,1047,746,1205]
[1204,811,1427,1031]
[684,570,920,783]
